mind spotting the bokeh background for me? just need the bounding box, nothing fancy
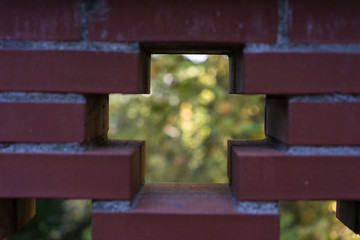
[8,54,359,240]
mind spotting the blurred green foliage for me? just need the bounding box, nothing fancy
[8,199,91,240]
[110,54,264,182]
[8,54,359,240]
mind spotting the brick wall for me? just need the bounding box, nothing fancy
[1,0,359,239]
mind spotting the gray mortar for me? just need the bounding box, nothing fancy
[92,200,131,212]
[268,137,360,155]
[0,92,86,103]
[0,143,92,153]
[277,0,289,44]
[92,186,143,212]
[285,146,360,155]
[244,43,360,53]
[80,0,104,41]
[80,0,90,41]
[0,40,139,52]
[235,201,278,214]
[290,94,360,103]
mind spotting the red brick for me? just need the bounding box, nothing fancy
[0,95,108,143]
[0,0,81,40]
[289,0,360,43]
[238,52,360,94]
[0,198,35,239]
[88,0,277,43]
[0,140,145,200]
[266,97,360,145]
[0,49,149,94]
[92,183,279,240]
[230,140,360,200]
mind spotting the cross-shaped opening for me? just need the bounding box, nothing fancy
[109,54,265,183]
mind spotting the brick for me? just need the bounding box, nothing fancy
[0,95,108,143]
[0,140,145,199]
[266,97,360,145]
[229,140,360,200]
[88,0,277,43]
[336,201,360,234]
[0,198,35,239]
[0,49,149,94]
[289,0,360,43]
[236,52,360,94]
[92,183,279,240]
[0,0,81,40]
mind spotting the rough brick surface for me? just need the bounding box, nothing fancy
[0,141,145,200]
[92,183,279,240]
[266,97,360,145]
[88,0,277,43]
[229,140,360,200]
[0,198,35,239]
[237,52,360,94]
[0,95,108,143]
[0,0,81,40]
[0,49,148,94]
[289,0,360,43]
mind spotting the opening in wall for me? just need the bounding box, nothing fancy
[109,54,265,183]
[8,199,91,239]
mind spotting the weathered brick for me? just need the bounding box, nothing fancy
[229,140,360,200]
[0,49,149,94]
[0,95,108,143]
[92,183,279,240]
[0,140,145,200]
[236,52,360,94]
[289,0,360,43]
[0,0,81,40]
[88,0,277,43]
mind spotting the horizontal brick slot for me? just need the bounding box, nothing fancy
[0,0,81,40]
[289,0,360,43]
[0,140,145,200]
[229,140,360,200]
[88,0,277,43]
[0,95,108,143]
[236,52,360,94]
[265,97,360,145]
[92,183,279,240]
[0,49,149,94]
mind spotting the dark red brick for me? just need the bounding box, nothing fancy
[266,97,360,145]
[0,140,145,200]
[230,140,360,200]
[0,0,81,40]
[0,49,149,94]
[88,0,277,43]
[289,0,360,43]
[0,95,108,143]
[92,183,279,240]
[0,198,35,239]
[238,52,360,94]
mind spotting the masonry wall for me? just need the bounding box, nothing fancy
[0,0,360,239]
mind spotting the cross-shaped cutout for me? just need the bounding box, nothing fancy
[109,54,265,183]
